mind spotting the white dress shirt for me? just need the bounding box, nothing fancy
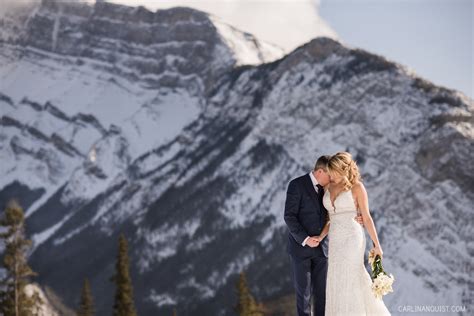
[302,171,320,247]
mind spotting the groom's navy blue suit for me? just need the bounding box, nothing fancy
[284,173,329,316]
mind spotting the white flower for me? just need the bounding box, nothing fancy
[368,254,395,299]
[371,272,395,299]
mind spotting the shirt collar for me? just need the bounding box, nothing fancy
[309,171,319,186]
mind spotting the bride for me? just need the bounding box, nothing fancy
[316,152,391,315]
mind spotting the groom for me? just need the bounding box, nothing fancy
[284,155,363,316]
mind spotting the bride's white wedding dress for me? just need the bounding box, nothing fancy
[322,188,391,316]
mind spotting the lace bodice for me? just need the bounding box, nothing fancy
[322,188,358,215]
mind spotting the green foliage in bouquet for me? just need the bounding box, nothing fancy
[370,255,385,279]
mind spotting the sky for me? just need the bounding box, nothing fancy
[5,0,471,98]
[319,0,473,99]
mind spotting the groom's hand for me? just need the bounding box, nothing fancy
[306,237,320,248]
[354,214,364,226]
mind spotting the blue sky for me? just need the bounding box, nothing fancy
[319,0,472,99]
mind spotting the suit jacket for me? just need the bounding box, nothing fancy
[284,173,329,259]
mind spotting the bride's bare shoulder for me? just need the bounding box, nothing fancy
[352,181,367,194]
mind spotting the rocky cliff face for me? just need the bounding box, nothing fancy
[1,1,472,315]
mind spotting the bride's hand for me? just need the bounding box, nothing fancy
[370,246,383,258]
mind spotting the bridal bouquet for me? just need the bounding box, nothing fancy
[368,251,395,299]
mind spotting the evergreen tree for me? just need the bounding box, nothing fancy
[234,271,264,316]
[0,199,43,316]
[78,278,95,316]
[172,307,177,316]
[110,233,137,316]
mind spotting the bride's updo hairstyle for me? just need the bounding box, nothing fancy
[327,152,362,190]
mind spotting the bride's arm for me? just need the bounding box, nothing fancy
[354,182,383,257]
[317,218,330,241]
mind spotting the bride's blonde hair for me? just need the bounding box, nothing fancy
[327,152,362,190]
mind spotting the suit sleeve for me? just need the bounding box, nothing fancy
[284,179,308,245]
[323,203,330,223]
[318,189,330,225]
[302,236,310,246]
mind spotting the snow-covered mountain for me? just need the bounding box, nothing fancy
[1,0,472,315]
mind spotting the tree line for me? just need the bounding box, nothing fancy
[0,199,265,316]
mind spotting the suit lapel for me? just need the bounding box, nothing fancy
[303,174,321,212]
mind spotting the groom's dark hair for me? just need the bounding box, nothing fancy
[313,155,330,171]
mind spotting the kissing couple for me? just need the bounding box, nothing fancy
[284,152,391,316]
